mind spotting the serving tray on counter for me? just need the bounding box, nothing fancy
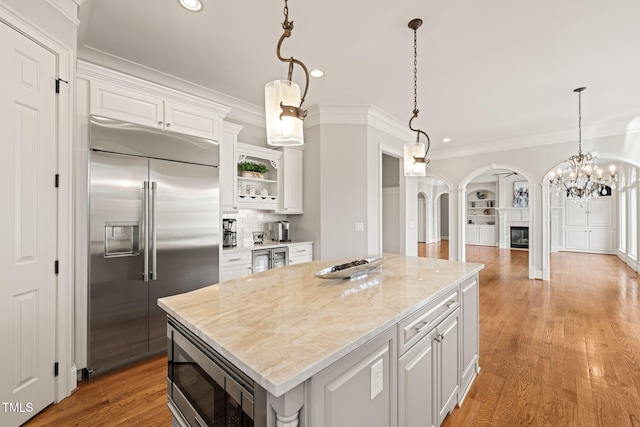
[315,257,384,280]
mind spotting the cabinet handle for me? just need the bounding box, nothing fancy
[296,249,307,253]
[416,320,431,332]
[229,258,242,262]
[446,301,456,308]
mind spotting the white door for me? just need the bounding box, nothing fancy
[0,22,58,425]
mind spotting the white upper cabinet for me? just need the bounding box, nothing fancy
[84,63,229,141]
[277,147,304,214]
[236,143,282,211]
[220,122,243,212]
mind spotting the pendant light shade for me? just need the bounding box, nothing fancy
[404,141,427,176]
[265,0,310,147]
[265,80,304,146]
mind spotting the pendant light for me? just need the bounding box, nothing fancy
[548,87,618,202]
[404,18,431,177]
[265,0,310,146]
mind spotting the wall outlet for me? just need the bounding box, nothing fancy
[354,222,364,232]
[370,359,383,400]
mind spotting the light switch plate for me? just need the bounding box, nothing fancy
[370,359,383,400]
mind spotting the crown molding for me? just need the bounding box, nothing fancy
[429,113,640,161]
[305,104,414,142]
[46,0,81,26]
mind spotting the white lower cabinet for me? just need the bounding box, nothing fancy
[309,327,397,427]
[466,225,495,246]
[288,243,313,265]
[220,251,252,282]
[460,277,479,400]
[564,228,615,253]
[398,308,460,427]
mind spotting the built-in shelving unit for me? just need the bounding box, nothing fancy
[466,189,496,246]
[235,143,282,210]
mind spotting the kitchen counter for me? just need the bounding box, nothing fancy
[159,254,482,403]
[222,240,313,253]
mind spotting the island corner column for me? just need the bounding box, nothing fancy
[269,383,305,427]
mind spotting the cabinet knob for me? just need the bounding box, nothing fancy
[166,123,171,128]
[158,121,163,126]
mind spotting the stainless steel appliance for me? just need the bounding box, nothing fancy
[270,220,291,242]
[88,116,220,377]
[167,318,267,427]
[252,247,288,273]
[223,219,237,248]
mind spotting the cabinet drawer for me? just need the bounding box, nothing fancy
[289,243,313,257]
[221,251,251,267]
[398,287,459,355]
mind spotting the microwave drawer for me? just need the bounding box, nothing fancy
[398,287,460,355]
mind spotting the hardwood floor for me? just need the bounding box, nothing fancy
[26,246,640,426]
[24,356,171,427]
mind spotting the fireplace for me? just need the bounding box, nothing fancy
[510,226,529,249]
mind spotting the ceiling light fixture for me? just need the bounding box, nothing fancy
[404,19,431,177]
[310,69,324,78]
[442,137,451,143]
[265,0,310,146]
[178,0,203,12]
[549,87,617,203]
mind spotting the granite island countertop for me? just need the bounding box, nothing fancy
[158,253,483,397]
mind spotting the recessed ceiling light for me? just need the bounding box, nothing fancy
[179,0,203,11]
[310,69,324,78]
[442,137,451,143]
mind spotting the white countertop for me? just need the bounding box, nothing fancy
[158,253,483,397]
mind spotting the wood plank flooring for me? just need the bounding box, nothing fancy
[25,246,640,426]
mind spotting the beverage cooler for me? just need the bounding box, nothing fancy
[251,247,288,273]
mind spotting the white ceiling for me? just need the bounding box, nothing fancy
[77,0,640,156]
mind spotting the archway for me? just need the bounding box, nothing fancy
[417,174,454,259]
[459,164,536,279]
[542,153,640,280]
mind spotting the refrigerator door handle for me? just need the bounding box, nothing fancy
[142,181,150,282]
[150,181,157,281]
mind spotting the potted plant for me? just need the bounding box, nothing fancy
[238,161,268,179]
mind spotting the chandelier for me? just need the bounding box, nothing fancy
[403,19,431,177]
[549,87,617,203]
[265,0,310,146]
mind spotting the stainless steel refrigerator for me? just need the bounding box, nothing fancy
[87,116,220,377]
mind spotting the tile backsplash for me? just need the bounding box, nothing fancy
[223,210,289,246]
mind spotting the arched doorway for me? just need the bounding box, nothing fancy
[417,175,453,259]
[459,165,535,278]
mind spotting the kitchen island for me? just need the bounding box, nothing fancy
[159,253,483,427]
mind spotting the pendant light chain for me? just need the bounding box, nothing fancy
[413,26,418,115]
[577,89,582,155]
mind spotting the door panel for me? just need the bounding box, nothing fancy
[89,152,149,373]
[148,159,219,352]
[0,21,57,425]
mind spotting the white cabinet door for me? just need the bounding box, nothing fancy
[278,147,304,214]
[164,100,221,140]
[465,225,479,244]
[91,81,163,129]
[588,198,613,227]
[565,229,589,251]
[437,309,460,426]
[220,123,242,212]
[460,277,479,400]
[589,229,615,252]
[398,329,436,427]
[565,201,588,226]
[479,225,495,245]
